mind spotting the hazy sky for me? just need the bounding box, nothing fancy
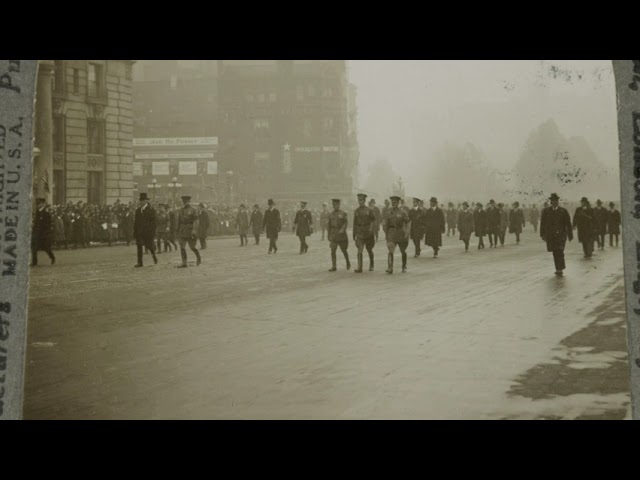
[348,60,618,192]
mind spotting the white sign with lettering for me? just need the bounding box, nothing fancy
[134,137,218,147]
[135,153,214,160]
[179,161,198,175]
[207,161,218,175]
[151,162,170,175]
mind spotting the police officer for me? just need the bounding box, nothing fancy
[133,192,157,268]
[328,198,351,271]
[383,195,410,274]
[353,193,376,273]
[177,195,202,268]
[32,197,55,266]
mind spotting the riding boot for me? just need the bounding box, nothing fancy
[344,251,351,270]
[195,249,202,266]
[329,251,337,271]
[386,253,393,274]
[369,252,374,271]
[178,249,188,267]
[355,252,363,273]
[401,251,407,272]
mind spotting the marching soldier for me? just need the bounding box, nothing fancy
[369,199,382,243]
[293,201,313,254]
[408,197,426,257]
[424,197,445,258]
[573,197,595,258]
[263,198,281,254]
[593,199,608,250]
[457,201,475,252]
[540,193,573,276]
[155,204,172,253]
[353,193,376,272]
[177,195,202,268]
[328,198,351,271]
[607,202,621,247]
[133,192,158,268]
[383,195,410,274]
[509,201,525,244]
[31,198,56,266]
[320,203,330,241]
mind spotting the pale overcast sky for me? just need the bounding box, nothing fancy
[348,60,618,192]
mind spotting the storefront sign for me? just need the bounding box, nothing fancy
[151,162,170,175]
[179,161,198,175]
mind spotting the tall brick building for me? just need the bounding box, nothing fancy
[34,60,135,205]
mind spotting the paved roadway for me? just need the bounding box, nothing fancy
[24,228,630,419]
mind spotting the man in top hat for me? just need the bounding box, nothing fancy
[31,197,56,266]
[383,195,410,273]
[249,203,264,245]
[607,202,621,247]
[408,197,426,257]
[155,203,172,253]
[424,197,445,257]
[176,195,201,267]
[485,199,501,248]
[369,198,382,243]
[573,197,595,258]
[197,203,211,249]
[540,193,573,276]
[293,201,313,254]
[592,199,608,250]
[509,201,525,244]
[446,202,458,237]
[320,202,330,241]
[457,201,475,252]
[263,199,282,254]
[327,198,351,271]
[133,192,158,267]
[353,193,376,272]
[236,203,250,247]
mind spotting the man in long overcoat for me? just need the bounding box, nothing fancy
[474,203,487,249]
[32,198,56,266]
[607,202,621,247]
[486,199,501,248]
[293,201,313,254]
[249,204,264,245]
[540,193,573,276]
[424,197,445,257]
[408,197,426,257]
[446,202,458,237]
[236,204,250,247]
[457,201,474,252]
[509,201,525,244]
[197,203,211,249]
[592,199,608,250]
[133,192,158,267]
[573,197,595,258]
[263,199,282,254]
[176,195,201,267]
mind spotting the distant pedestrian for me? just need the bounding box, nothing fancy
[249,204,263,245]
[573,197,595,258]
[509,202,525,244]
[540,193,573,276]
[176,195,201,267]
[607,202,621,247]
[446,202,458,237]
[457,201,474,252]
[236,204,250,246]
[197,203,211,249]
[592,199,608,250]
[320,203,330,241]
[353,193,376,272]
[486,199,500,248]
[408,197,426,257]
[474,203,487,249]
[497,203,508,246]
[369,199,382,243]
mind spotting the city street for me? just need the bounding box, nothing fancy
[24,228,630,419]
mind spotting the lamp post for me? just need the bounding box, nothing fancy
[226,170,234,205]
[167,176,182,209]
[146,178,162,202]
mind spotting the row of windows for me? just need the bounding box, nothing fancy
[53,61,107,98]
[243,85,336,104]
[52,171,106,205]
[53,115,105,155]
[250,117,337,138]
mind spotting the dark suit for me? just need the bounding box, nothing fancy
[607,208,621,246]
[32,207,55,265]
[262,207,281,253]
[486,206,501,246]
[250,210,264,245]
[197,210,210,249]
[408,207,426,256]
[509,208,525,243]
[573,206,595,257]
[540,206,573,271]
[457,209,474,250]
[473,209,487,248]
[424,207,445,256]
[592,206,608,249]
[134,203,157,265]
[294,209,313,253]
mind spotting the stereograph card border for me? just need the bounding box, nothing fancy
[0,60,638,420]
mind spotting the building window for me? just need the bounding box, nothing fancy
[73,68,80,94]
[87,120,105,154]
[296,86,304,102]
[87,63,105,98]
[303,118,313,139]
[54,60,65,94]
[87,171,104,205]
[53,115,65,153]
[269,92,277,102]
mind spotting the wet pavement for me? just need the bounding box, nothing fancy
[24,229,630,419]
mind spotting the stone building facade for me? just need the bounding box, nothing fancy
[34,59,135,205]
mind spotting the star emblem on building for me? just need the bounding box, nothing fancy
[283,143,291,152]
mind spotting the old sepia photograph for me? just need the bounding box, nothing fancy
[11,60,633,419]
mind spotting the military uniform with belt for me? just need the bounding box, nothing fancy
[328,198,351,271]
[383,195,410,274]
[353,193,376,272]
[177,195,202,267]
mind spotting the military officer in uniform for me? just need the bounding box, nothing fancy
[293,200,313,254]
[383,195,410,274]
[408,197,426,257]
[540,193,573,276]
[263,198,281,254]
[177,195,202,268]
[353,193,376,272]
[133,192,158,268]
[328,198,351,271]
[32,197,56,266]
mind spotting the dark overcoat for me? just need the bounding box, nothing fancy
[592,207,608,235]
[473,209,487,237]
[250,210,264,235]
[294,209,313,237]
[486,207,501,235]
[134,204,157,243]
[540,206,573,252]
[33,207,54,250]
[408,207,426,240]
[607,209,621,235]
[263,208,281,239]
[573,206,594,244]
[457,209,475,242]
[198,210,210,238]
[509,208,525,234]
[424,207,445,247]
